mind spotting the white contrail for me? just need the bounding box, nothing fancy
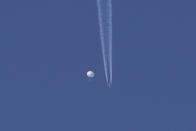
[97,0,112,87]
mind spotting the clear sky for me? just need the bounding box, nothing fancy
[0,0,196,130]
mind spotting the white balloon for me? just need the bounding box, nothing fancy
[87,71,95,78]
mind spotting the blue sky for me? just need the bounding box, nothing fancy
[0,0,196,130]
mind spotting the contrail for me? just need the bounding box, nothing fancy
[97,0,112,87]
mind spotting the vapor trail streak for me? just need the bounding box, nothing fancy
[97,0,112,87]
